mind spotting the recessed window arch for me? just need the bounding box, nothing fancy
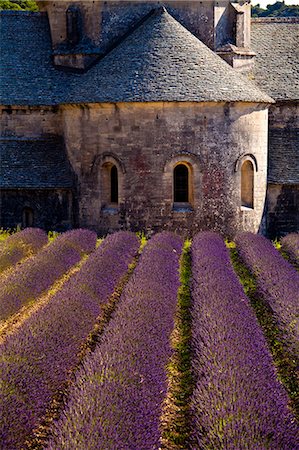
[241,160,254,208]
[101,162,119,207]
[164,154,199,211]
[174,163,189,203]
[22,207,34,228]
[172,161,195,209]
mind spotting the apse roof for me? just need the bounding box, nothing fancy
[0,8,273,106]
[251,18,299,101]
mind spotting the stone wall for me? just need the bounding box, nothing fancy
[266,184,299,238]
[39,0,220,51]
[61,101,268,237]
[0,106,62,138]
[0,189,74,231]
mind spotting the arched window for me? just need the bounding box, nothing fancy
[241,160,254,208]
[22,207,34,228]
[174,164,189,203]
[110,165,118,204]
[101,162,119,208]
[66,6,81,45]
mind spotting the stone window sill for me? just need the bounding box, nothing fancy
[241,205,254,211]
[101,205,119,215]
[172,203,193,213]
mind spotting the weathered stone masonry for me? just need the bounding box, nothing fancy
[62,102,268,236]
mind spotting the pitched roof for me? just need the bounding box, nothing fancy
[0,8,272,105]
[0,137,75,188]
[268,128,299,184]
[251,18,299,101]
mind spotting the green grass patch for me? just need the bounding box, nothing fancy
[160,239,195,449]
[0,227,18,242]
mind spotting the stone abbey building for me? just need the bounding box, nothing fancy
[0,1,298,237]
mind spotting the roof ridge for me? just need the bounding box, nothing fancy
[94,6,161,66]
[95,7,273,104]
[251,17,299,24]
[0,10,45,16]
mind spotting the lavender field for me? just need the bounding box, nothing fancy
[0,229,298,449]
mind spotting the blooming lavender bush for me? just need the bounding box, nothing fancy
[190,232,298,448]
[236,232,299,356]
[0,229,97,322]
[0,231,139,449]
[47,232,182,450]
[0,227,48,273]
[281,233,299,265]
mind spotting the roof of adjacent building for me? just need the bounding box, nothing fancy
[268,128,299,184]
[0,137,75,188]
[251,18,299,101]
[0,8,273,105]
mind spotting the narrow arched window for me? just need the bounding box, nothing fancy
[241,160,254,208]
[174,164,189,203]
[66,6,81,45]
[101,162,120,209]
[22,207,34,228]
[110,165,118,204]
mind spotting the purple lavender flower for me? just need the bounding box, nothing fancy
[46,232,183,450]
[0,228,97,321]
[0,228,48,273]
[191,232,298,448]
[281,233,299,265]
[236,232,299,356]
[0,231,139,449]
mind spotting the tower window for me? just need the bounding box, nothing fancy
[241,160,254,208]
[22,207,34,228]
[66,6,81,45]
[174,164,189,203]
[110,165,118,204]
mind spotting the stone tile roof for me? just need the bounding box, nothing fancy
[251,18,299,101]
[268,128,299,184]
[0,9,273,105]
[0,137,75,188]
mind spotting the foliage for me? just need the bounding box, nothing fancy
[252,1,299,17]
[0,228,13,242]
[47,232,182,449]
[190,232,298,448]
[47,230,60,242]
[0,231,139,449]
[0,0,38,11]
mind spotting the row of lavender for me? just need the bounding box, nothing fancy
[0,229,298,448]
[0,229,97,322]
[0,227,48,274]
[190,232,298,448]
[281,232,299,266]
[236,232,299,358]
[0,231,139,449]
[47,232,183,449]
